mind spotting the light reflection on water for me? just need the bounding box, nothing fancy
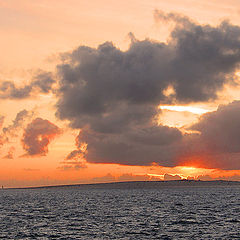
[0,186,239,239]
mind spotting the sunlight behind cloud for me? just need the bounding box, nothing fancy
[160,106,210,114]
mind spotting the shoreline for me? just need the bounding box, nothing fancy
[1,180,240,190]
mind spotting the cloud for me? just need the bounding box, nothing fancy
[65,149,84,160]
[75,126,182,166]
[31,71,55,94]
[60,131,87,170]
[22,118,61,156]
[65,131,87,160]
[91,173,159,183]
[154,10,191,23]
[3,109,33,137]
[178,101,240,170]
[56,13,240,127]
[0,71,55,99]
[164,173,182,181]
[58,162,87,171]
[54,12,240,169]
[3,146,15,159]
[191,101,240,153]
[0,109,33,149]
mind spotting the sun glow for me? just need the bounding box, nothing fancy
[175,166,214,179]
[145,166,216,181]
[160,106,210,114]
[147,173,165,179]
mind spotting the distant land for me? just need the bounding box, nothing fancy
[3,180,240,190]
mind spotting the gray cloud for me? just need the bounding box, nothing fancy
[191,101,240,153]
[56,13,240,129]
[60,131,87,169]
[0,109,33,150]
[75,126,182,166]
[65,149,84,161]
[3,109,33,137]
[177,101,240,170]
[60,149,87,170]
[22,118,61,156]
[54,12,240,168]
[0,71,55,99]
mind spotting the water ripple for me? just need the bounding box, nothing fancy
[0,186,239,239]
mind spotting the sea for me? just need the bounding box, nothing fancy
[0,183,239,239]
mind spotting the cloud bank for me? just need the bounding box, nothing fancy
[179,101,240,170]
[52,12,240,170]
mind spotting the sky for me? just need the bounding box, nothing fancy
[1,0,240,187]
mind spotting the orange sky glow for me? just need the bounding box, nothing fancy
[1,0,240,187]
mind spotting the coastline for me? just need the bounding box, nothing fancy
[2,180,240,190]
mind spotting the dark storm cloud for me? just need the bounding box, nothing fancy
[75,126,182,166]
[155,10,240,102]
[57,13,240,127]
[56,40,171,134]
[55,11,240,167]
[22,118,61,156]
[177,101,240,170]
[191,101,240,153]
[0,71,55,99]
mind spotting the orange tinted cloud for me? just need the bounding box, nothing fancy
[164,173,181,181]
[22,118,61,156]
[59,131,87,170]
[3,146,15,159]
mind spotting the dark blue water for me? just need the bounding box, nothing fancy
[0,186,239,239]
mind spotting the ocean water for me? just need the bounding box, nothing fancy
[0,185,239,239]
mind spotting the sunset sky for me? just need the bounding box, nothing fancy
[1,0,240,187]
